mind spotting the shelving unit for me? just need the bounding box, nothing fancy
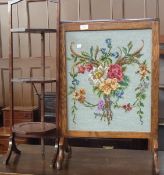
[4,0,60,166]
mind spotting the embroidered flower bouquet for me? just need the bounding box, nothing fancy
[68,38,150,125]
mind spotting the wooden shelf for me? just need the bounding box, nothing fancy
[11,28,57,33]
[2,106,38,112]
[12,77,56,83]
[13,122,56,135]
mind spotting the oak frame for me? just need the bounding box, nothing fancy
[59,19,159,150]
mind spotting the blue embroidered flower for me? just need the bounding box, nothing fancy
[72,79,80,86]
[105,38,112,47]
[111,52,119,58]
[116,91,124,98]
[100,48,107,54]
[105,38,111,45]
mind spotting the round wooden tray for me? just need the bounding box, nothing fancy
[13,122,56,135]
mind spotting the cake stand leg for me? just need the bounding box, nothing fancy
[41,137,45,159]
[4,133,21,165]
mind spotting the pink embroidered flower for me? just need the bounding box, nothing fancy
[108,64,123,82]
[86,64,93,72]
[78,65,86,74]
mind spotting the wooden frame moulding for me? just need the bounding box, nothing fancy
[59,19,159,151]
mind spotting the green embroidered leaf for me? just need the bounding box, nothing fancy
[67,57,72,60]
[122,47,127,55]
[94,46,99,59]
[122,66,127,72]
[136,92,141,98]
[140,111,144,114]
[74,73,78,78]
[81,51,90,57]
[97,91,103,97]
[141,94,146,100]
[128,41,133,52]
[139,115,143,119]
[140,102,144,107]
[93,86,99,93]
[146,76,149,80]
[119,81,128,87]
[90,46,93,59]
[124,75,129,82]
[69,72,74,78]
[74,56,78,62]
[68,86,75,95]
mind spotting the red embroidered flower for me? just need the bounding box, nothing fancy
[122,103,132,112]
[86,64,93,72]
[108,64,123,82]
[78,65,86,74]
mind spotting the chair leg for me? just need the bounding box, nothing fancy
[3,133,21,165]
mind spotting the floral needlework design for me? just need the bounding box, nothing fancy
[67,38,150,125]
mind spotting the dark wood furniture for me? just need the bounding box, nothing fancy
[4,0,60,166]
[2,106,39,127]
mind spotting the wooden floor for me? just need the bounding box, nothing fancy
[0,144,157,175]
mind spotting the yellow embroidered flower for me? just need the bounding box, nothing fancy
[93,70,104,79]
[73,88,86,103]
[99,78,119,95]
[79,88,86,96]
[139,64,149,78]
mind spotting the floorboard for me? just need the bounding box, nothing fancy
[0,144,158,175]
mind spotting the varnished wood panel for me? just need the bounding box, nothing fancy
[125,0,145,18]
[0,3,8,59]
[159,0,164,35]
[1,68,23,106]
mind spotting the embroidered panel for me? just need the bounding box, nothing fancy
[66,29,152,132]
